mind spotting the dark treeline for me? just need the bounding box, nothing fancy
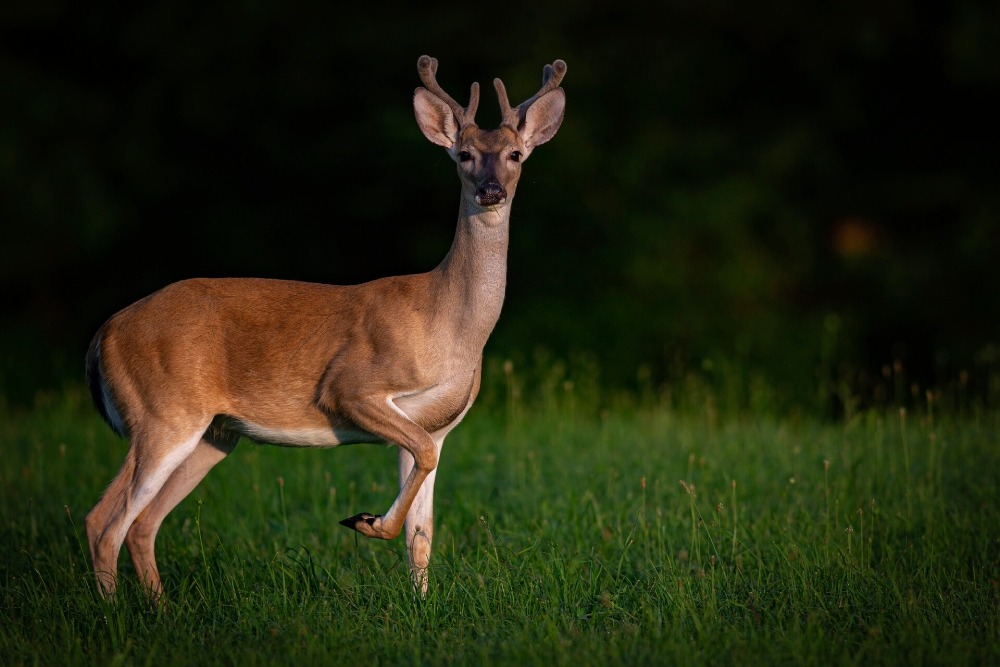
[2,2,998,410]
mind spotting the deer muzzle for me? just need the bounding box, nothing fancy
[475,180,507,207]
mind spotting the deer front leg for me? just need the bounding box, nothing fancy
[398,437,444,594]
[335,394,439,541]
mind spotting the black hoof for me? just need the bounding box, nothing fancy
[339,512,379,529]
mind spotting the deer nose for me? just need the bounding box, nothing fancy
[475,180,507,206]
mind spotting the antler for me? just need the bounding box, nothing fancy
[417,55,480,127]
[495,59,567,130]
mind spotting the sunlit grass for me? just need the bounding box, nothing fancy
[1,361,998,665]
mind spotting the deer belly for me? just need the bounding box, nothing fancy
[224,417,380,448]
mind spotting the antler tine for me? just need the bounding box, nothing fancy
[417,55,479,127]
[520,59,567,110]
[465,81,480,124]
[494,78,517,128]
[497,59,568,130]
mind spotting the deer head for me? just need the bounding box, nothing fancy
[413,55,566,208]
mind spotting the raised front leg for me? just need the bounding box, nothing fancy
[334,393,439,542]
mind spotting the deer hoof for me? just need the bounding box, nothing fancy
[339,512,383,538]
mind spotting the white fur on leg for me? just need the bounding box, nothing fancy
[400,441,442,596]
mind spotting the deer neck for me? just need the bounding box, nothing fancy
[432,197,511,346]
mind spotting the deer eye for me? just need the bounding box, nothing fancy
[509,150,522,162]
[458,150,472,162]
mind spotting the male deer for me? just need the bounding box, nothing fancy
[84,55,566,598]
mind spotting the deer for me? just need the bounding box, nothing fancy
[83,55,567,599]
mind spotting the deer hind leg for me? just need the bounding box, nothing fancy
[85,427,206,598]
[335,394,439,542]
[398,434,444,595]
[124,432,237,599]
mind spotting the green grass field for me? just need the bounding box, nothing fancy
[2,362,998,666]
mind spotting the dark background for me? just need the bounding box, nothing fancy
[2,1,998,411]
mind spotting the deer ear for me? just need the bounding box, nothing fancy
[520,88,565,150]
[414,88,459,148]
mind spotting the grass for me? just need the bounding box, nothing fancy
[1,360,998,665]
